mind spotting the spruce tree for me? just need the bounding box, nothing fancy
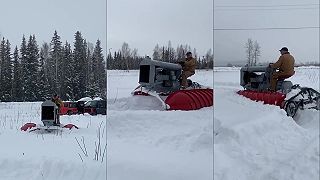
[91,39,106,97]
[63,41,74,100]
[38,43,51,100]
[12,46,22,101]
[20,35,28,101]
[1,40,13,101]
[48,30,63,95]
[24,35,39,101]
[73,31,87,100]
[0,38,5,100]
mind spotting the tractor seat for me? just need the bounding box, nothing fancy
[278,75,291,82]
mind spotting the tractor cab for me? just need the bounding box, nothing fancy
[138,58,182,94]
[41,100,59,126]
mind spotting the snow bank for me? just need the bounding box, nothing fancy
[77,97,92,102]
[107,70,214,180]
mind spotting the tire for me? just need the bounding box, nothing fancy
[285,101,298,117]
[316,98,320,110]
[90,110,97,116]
[67,110,72,116]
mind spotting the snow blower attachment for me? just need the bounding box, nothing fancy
[20,100,78,132]
[237,65,320,117]
[132,58,213,110]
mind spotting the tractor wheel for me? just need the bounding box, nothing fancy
[285,101,298,117]
[67,110,72,115]
[316,98,320,110]
[90,110,97,116]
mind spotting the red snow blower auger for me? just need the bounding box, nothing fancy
[21,100,78,132]
[238,66,320,117]
[132,58,213,110]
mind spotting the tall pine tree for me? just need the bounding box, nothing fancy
[24,35,39,101]
[20,35,28,101]
[48,30,63,95]
[37,43,51,100]
[0,38,13,101]
[73,31,87,100]
[63,41,74,100]
[12,46,22,101]
[0,38,5,100]
[90,39,106,97]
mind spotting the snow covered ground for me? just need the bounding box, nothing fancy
[0,102,106,180]
[107,70,214,180]
[2,67,317,180]
[214,66,320,180]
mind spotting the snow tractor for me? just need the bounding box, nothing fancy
[238,65,320,117]
[21,100,78,132]
[132,58,213,110]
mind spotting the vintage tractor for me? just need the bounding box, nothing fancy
[132,58,213,110]
[238,65,320,117]
[21,100,78,132]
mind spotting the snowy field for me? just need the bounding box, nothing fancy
[2,67,317,180]
[107,70,214,180]
[0,103,106,180]
[214,66,320,180]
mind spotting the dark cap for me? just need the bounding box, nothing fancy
[186,52,192,55]
[279,47,288,52]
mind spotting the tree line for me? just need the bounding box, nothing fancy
[0,31,106,102]
[107,41,213,70]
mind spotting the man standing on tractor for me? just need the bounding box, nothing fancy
[178,52,197,89]
[51,94,63,125]
[269,47,295,91]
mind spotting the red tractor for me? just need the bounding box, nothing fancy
[60,101,78,115]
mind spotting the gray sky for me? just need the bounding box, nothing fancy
[0,0,106,53]
[214,0,319,66]
[107,0,213,57]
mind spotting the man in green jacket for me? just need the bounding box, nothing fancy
[269,47,295,91]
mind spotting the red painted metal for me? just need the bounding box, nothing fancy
[257,92,264,102]
[63,124,79,130]
[237,90,286,108]
[20,123,36,131]
[165,89,213,110]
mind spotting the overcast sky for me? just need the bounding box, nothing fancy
[0,0,106,53]
[214,0,319,66]
[107,0,213,57]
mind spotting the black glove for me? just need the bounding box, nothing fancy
[178,61,185,65]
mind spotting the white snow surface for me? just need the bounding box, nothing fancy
[77,97,92,102]
[214,66,320,180]
[107,70,214,180]
[0,102,106,180]
[93,97,103,100]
